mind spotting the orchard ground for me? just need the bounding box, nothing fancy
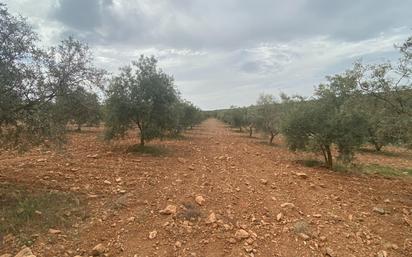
[1,119,412,257]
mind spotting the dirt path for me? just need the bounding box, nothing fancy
[1,119,412,257]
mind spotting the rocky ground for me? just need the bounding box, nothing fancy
[1,118,412,257]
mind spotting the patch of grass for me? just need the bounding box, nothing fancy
[360,164,412,177]
[293,220,311,235]
[162,134,187,140]
[359,148,403,157]
[257,141,279,147]
[0,184,87,246]
[332,162,353,173]
[126,144,168,156]
[295,159,323,168]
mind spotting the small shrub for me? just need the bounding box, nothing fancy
[126,144,168,156]
[296,159,323,168]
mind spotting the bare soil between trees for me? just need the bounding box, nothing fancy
[1,118,412,257]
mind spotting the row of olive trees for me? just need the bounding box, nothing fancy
[216,94,286,144]
[0,3,203,150]
[218,36,412,169]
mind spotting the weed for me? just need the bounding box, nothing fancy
[360,164,412,177]
[0,184,87,246]
[126,144,168,156]
[161,134,187,141]
[296,159,323,168]
[178,202,201,220]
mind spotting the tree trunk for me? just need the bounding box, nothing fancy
[373,142,382,152]
[368,130,382,152]
[325,145,333,169]
[320,144,333,169]
[137,121,145,146]
[269,132,275,144]
[320,145,327,165]
[249,127,253,137]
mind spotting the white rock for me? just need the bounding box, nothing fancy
[296,172,308,179]
[91,243,106,256]
[149,230,157,239]
[206,212,217,224]
[325,247,335,257]
[159,204,177,215]
[235,229,250,240]
[195,195,205,206]
[377,250,388,257]
[276,213,283,221]
[373,207,385,215]
[280,202,295,208]
[48,228,61,234]
[14,247,36,257]
[299,233,310,240]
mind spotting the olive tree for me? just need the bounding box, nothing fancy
[228,106,247,132]
[255,94,281,144]
[353,94,405,151]
[55,87,101,131]
[245,107,258,137]
[282,71,368,168]
[163,101,202,136]
[355,38,412,148]
[105,55,179,146]
[0,4,103,148]
[184,102,203,129]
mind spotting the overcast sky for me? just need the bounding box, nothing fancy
[4,0,411,110]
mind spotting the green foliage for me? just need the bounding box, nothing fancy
[245,107,258,137]
[167,101,204,135]
[356,37,412,148]
[358,38,412,116]
[216,106,247,131]
[356,95,405,151]
[55,87,101,131]
[229,106,247,131]
[0,4,103,149]
[105,55,189,145]
[282,71,369,168]
[255,94,282,144]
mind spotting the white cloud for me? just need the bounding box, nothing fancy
[3,0,411,109]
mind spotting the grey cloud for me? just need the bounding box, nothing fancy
[49,0,412,50]
[52,0,109,30]
[5,0,411,109]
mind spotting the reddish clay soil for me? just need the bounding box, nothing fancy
[1,118,412,257]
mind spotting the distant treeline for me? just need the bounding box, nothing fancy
[209,36,412,169]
